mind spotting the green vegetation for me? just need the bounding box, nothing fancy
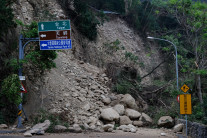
[0,20,57,124]
[93,0,207,125]
[0,74,21,105]
[16,20,57,72]
[103,39,124,55]
[113,67,142,98]
[0,0,206,126]
[74,0,100,40]
[86,0,125,14]
[0,0,15,35]
[0,74,20,124]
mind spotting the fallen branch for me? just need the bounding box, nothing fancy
[141,53,173,79]
[142,79,175,95]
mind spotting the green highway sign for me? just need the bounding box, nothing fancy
[38,20,70,32]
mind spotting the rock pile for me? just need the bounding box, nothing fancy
[98,94,153,133]
[27,51,153,133]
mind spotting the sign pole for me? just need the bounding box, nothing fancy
[17,35,39,128]
[185,114,187,136]
[17,34,24,128]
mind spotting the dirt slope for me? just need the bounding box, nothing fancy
[12,0,166,126]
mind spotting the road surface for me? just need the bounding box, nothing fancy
[0,128,186,138]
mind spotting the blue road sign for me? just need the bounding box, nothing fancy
[40,39,72,50]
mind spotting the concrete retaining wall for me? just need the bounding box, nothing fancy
[176,119,207,138]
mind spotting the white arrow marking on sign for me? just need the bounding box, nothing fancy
[41,34,46,38]
[41,24,44,30]
[41,44,47,47]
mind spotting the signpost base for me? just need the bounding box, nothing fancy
[185,115,188,136]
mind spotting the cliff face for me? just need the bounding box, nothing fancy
[8,0,166,124]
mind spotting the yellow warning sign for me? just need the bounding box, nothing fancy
[180,84,190,93]
[18,110,22,116]
[180,94,192,114]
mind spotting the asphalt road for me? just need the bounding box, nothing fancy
[0,129,188,138]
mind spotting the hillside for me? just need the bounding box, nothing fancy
[0,0,207,137]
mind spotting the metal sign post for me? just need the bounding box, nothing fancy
[17,35,39,128]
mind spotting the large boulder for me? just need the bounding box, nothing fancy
[125,108,141,119]
[24,120,51,135]
[157,116,174,128]
[32,120,51,131]
[113,104,125,115]
[173,124,184,133]
[100,108,120,121]
[120,116,132,125]
[139,113,153,125]
[120,94,138,110]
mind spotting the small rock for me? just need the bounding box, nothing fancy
[0,124,8,129]
[79,61,84,64]
[173,124,184,133]
[130,128,137,133]
[90,125,96,130]
[88,117,98,126]
[103,124,114,132]
[102,97,111,105]
[113,104,125,115]
[83,123,89,130]
[72,93,79,97]
[36,130,44,135]
[119,124,137,133]
[133,121,144,127]
[104,121,115,125]
[125,108,141,119]
[161,133,166,136]
[119,125,130,132]
[24,132,32,137]
[108,128,114,132]
[54,125,67,132]
[69,124,82,133]
[90,85,98,90]
[96,121,102,126]
[65,103,70,108]
[109,95,117,101]
[82,103,90,111]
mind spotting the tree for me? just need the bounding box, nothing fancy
[0,0,15,35]
[167,0,207,104]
